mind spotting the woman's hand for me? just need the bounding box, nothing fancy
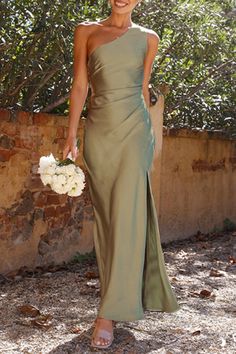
[63,135,78,161]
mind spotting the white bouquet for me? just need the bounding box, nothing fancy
[38,138,85,197]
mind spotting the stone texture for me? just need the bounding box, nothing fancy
[159,131,236,243]
[0,105,235,276]
[0,109,93,275]
[0,134,15,149]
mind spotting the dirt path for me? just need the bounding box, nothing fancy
[0,230,235,353]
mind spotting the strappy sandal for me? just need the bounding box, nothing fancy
[91,327,114,349]
[91,318,115,349]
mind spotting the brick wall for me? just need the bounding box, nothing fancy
[0,107,235,275]
[0,109,94,275]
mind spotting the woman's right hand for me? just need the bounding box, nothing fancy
[62,135,79,161]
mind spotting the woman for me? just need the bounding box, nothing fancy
[63,0,180,349]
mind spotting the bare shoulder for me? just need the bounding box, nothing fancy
[138,25,160,45]
[74,21,100,37]
[147,29,160,45]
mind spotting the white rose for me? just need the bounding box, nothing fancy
[38,153,56,174]
[68,184,83,197]
[41,174,52,186]
[44,164,57,175]
[64,164,76,176]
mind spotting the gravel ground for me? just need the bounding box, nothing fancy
[0,230,235,354]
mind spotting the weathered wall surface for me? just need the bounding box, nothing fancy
[149,97,236,243]
[0,109,94,275]
[0,105,235,274]
[158,127,236,243]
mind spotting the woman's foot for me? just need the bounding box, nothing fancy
[92,317,117,327]
[91,317,114,348]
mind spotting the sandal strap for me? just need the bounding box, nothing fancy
[93,328,113,340]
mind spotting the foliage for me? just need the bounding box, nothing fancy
[143,0,236,135]
[0,0,235,135]
[70,249,96,264]
[223,218,236,232]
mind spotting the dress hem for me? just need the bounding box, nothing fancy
[96,304,181,322]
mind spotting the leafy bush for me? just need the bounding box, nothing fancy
[0,0,235,135]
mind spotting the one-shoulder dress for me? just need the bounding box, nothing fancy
[82,25,180,321]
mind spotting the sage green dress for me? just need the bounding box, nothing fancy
[82,25,180,321]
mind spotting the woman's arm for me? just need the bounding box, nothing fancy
[63,23,89,160]
[142,30,160,111]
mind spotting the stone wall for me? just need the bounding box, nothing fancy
[158,127,236,243]
[0,106,235,275]
[0,109,93,275]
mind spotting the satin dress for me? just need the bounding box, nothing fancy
[82,25,180,321]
